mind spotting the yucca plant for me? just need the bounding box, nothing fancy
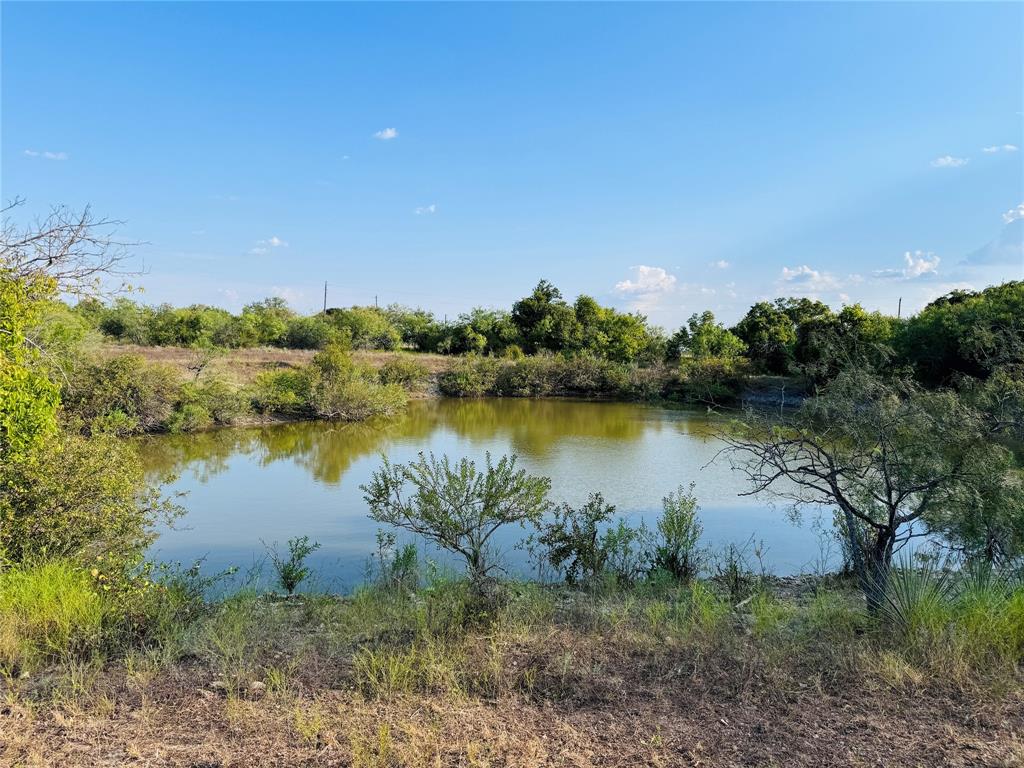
[878,559,953,652]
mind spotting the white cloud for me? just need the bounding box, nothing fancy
[414,204,437,215]
[1002,203,1024,224]
[374,127,398,140]
[931,155,969,168]
[779,265,841,293]
[249,235,288,255]
[709,260,730,269]
[982,144,1019,153]
[614,265,678,296]
[872,251,941,280]
[901,250,940,278]
[23,149,68,160]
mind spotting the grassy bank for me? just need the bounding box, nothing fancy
[68,343,787,438]
[57,343,431,436]
[2,560,1022,767]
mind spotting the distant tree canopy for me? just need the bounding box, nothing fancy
[898,281,1024,386]
[69,278,1023,385]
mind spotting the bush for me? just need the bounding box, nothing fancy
[558,354,628,396]
[308,343,408,420]
[378,357,430,390]
[63,354,181,434]
[530,493,649,585]
[677,355,751,405]
[0,561,108,674]
[878,561,1024,673]
[312,377,407,421]
[166,402,213,433]
[267,536,321,595]
[0,430,175,567]
[249,369,313,414]
[529,493,616,584]
[327,307,402,350]
[172,378,250,430]
[285,316,337,350]
[193,378,250,424]
[650,483,703,581]
[494,356,557,397]
[438,356,500,397]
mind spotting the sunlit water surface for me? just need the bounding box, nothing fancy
[139,399,835,590]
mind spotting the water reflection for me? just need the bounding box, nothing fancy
[139,399,827,587]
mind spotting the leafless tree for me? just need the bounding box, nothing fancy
[1,198,140,297]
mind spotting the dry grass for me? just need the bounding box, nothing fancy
[3,581,1023,767]
[96,344,452,387]
[4,654,1022,767]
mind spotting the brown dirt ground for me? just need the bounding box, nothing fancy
[4,652,1022,768]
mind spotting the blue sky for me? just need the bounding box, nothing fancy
[3,2,1022,327]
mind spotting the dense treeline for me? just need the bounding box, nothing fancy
[74,280,1024,390]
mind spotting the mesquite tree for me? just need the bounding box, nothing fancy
[722,371,1016,611]
[362,451,551,591]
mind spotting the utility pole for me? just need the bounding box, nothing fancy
[323,282,328,314]
[374,294,378,308]
[897,296,902,319]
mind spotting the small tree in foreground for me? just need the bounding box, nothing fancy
[722,371,1017,612]
[362,452,551,591]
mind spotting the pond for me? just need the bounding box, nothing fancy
[139,398,835,589]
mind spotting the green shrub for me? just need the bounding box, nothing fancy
[371,531,420,592]
[311,375,407,421]
[530,493,649,585]
[0,430,174,567]
[879,562,953,650]
[326,307,402,350]
[170,378,250,430]
[284,316,338,350]
[63,354,181,434]
[601,518,649,584]
[494,357,557,397]
[0,560,108,674]
[166,402,213,433]
[267,536,321,595]
[249,368,313,414]
[677,355,751,405]
[529,493,616,584]
[363,452,551,591]
[378,357,430,390]
[650,483,703,581]
[194,378,250,424]
[438,356,500,397]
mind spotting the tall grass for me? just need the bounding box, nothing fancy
[0,561,108,674]
[878,560,1024,680]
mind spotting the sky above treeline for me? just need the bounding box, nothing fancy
[3,2,1022,328]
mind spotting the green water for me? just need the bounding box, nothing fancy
[140,398,831,587]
